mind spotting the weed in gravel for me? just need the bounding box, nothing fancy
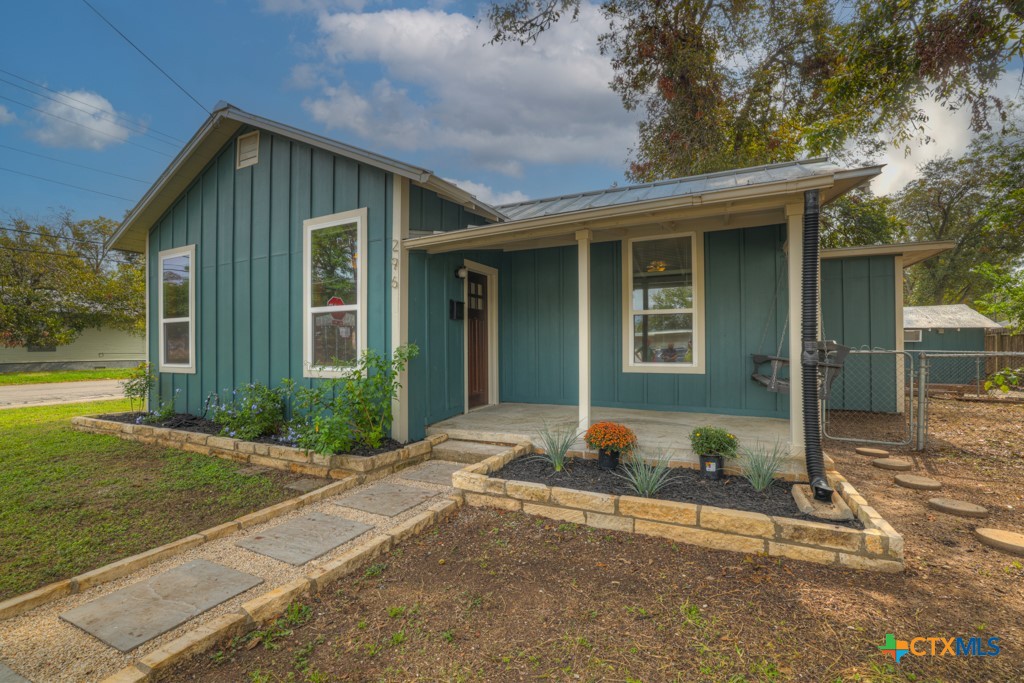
[390,630,407,646]
[679,600,707,629]
[440,629,455,643]
[248,668,270,683]
[364,562,387,578]
[284,602,312,626]
[388,606,407,618]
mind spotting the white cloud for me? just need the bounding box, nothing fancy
[259,0,366,13]
[443,177,528,206]
[302,5,637,175]
[28,90,134,150]
[0,105,15,124]
[287,63,325,90]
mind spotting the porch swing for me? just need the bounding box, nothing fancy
[750,257,850,399]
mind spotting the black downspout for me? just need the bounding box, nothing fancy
[801,189,833,501]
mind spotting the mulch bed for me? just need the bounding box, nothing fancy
[97,412,404,457]
[492,455,863,527]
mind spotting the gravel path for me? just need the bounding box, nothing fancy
[0,465,455,682]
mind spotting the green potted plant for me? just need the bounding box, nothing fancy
[584,421,638,470]
[689,426,738,480]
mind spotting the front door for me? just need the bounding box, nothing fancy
[467,270,488,409]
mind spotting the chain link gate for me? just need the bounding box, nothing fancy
[822,349,916,447]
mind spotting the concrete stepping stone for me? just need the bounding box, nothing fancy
[894,473,942,491]
[399,460,465,486]
[285,477,327,494]
[236,512,372,565]
[975,528,1024,556]
[0,662,29,683]
[60,559,262,652]
[334,481,436,517]
[856,446,889,457]
[928,498,989,519]
[873,458,913,472]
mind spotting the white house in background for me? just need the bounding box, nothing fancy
[0,326,145,373]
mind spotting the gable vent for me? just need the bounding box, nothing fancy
[236,131,260,169]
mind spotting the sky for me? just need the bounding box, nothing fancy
[0,0,1016,224]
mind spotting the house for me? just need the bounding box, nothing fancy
[903,304,1002,384]
[0,326,145,373]
[107,102,887,490]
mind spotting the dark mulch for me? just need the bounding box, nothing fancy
[98,412,405,457]
[492,456,863,528]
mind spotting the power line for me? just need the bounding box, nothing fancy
[0,244,138,265]
[0,144,152,184]
[80,0,211,116]
[0,68,185,144]
[0,165,136,202]
[0,94,173,157]
[0,76,180,147]
[1,224,107,246]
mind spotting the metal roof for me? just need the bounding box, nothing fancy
[903,305,1002,330]
[497,158,844,220]
[821,240,955,267]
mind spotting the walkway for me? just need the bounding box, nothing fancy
[0,380,123,409]
[0,461,463,682]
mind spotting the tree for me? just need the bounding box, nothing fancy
[488,0,1024,180]
[0,214,144,348]
[973,263,1024,332]
[820,188,906,249]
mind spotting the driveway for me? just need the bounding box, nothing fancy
[0,380,123,409]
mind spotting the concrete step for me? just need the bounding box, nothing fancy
[431,440,514,464]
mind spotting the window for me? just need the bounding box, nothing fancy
[623,234,703,373]
[158,245,196,373]
[236,131,259,169]
[903,329,922,343]
[303,208,367,377]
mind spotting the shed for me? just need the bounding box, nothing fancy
[903,304,1002,383]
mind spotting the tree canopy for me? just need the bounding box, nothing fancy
[488,0,1024,181]
[0,214,144,348]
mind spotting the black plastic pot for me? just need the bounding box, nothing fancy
[699,453,724,480]
[597,448,620,471]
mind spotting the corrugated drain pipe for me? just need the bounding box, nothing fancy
[801,189,833,501]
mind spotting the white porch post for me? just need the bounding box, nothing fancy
[576,229,592,430]
[390,177,410,441]
[785,204,805,456]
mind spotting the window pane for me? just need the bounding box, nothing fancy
[162,254,190,319]
[311,311,358,367]
[310,222,358,308]
[631,236,692,310]
[164,321,190,365]
[632,314,693,363]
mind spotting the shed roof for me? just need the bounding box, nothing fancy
[108,102,505,252]
[821,240,955,267]
[903,304,1002,330]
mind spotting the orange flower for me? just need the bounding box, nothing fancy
[584,421,638,452]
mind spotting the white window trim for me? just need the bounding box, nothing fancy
[157,244,196,374]
[303,207,368,379]
[622,232,706,375]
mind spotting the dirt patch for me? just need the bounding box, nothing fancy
[98,412,405,456]
[168,503,1022,683]
[492,455,863,528]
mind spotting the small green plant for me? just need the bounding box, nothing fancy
[441,629,455,643]
[533,421,579,472]
[248,669,271,683]
[740,441,786,492]
[120,362,155,413]
[390,629,407,646]
[689,425,738,457]
[142,389,179,424]
[364,562,387,578]
[984,366,1022,393]
[388,606,407,618]
[283,601,312,626]
[616,450,675,497]
[208,381,287,441]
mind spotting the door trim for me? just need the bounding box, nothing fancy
[463,259,499,413]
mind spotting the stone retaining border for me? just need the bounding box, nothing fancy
[0,477,361,622]
[453,452,904,573]
[71,415,447,482]
[100,495,464,682]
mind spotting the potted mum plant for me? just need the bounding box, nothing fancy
[689,426,738,480]
[584,421,637,471]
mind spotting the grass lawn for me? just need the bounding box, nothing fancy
[0,399,316,601]
[0,367,135,386]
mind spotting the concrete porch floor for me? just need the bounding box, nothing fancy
[427,403,793,464]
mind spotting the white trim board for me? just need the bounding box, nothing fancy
[157,244,196,374]
[462,259,500,413]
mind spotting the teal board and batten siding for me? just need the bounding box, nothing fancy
[820,255,898,412]
[905,328,987,384]
[406,224,790,439]
[147,127,395,414]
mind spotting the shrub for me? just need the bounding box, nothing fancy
[289,344,419,453]
[984,367,1022,393]
[121,362,155,413]
[533,422,579,472]
[209,382,287,441]
[689,426,738,458]
[616,450,675,498]
[583,421,637,453]
[740,441,786,492]
[141,388,179,424]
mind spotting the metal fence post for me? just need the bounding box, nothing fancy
[916,353,928,451]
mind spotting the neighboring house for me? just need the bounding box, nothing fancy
[903,304,1002,384]
[107,102,887,486]
[0,326,145,373]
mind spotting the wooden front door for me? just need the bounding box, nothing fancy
[467,271,488,409]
